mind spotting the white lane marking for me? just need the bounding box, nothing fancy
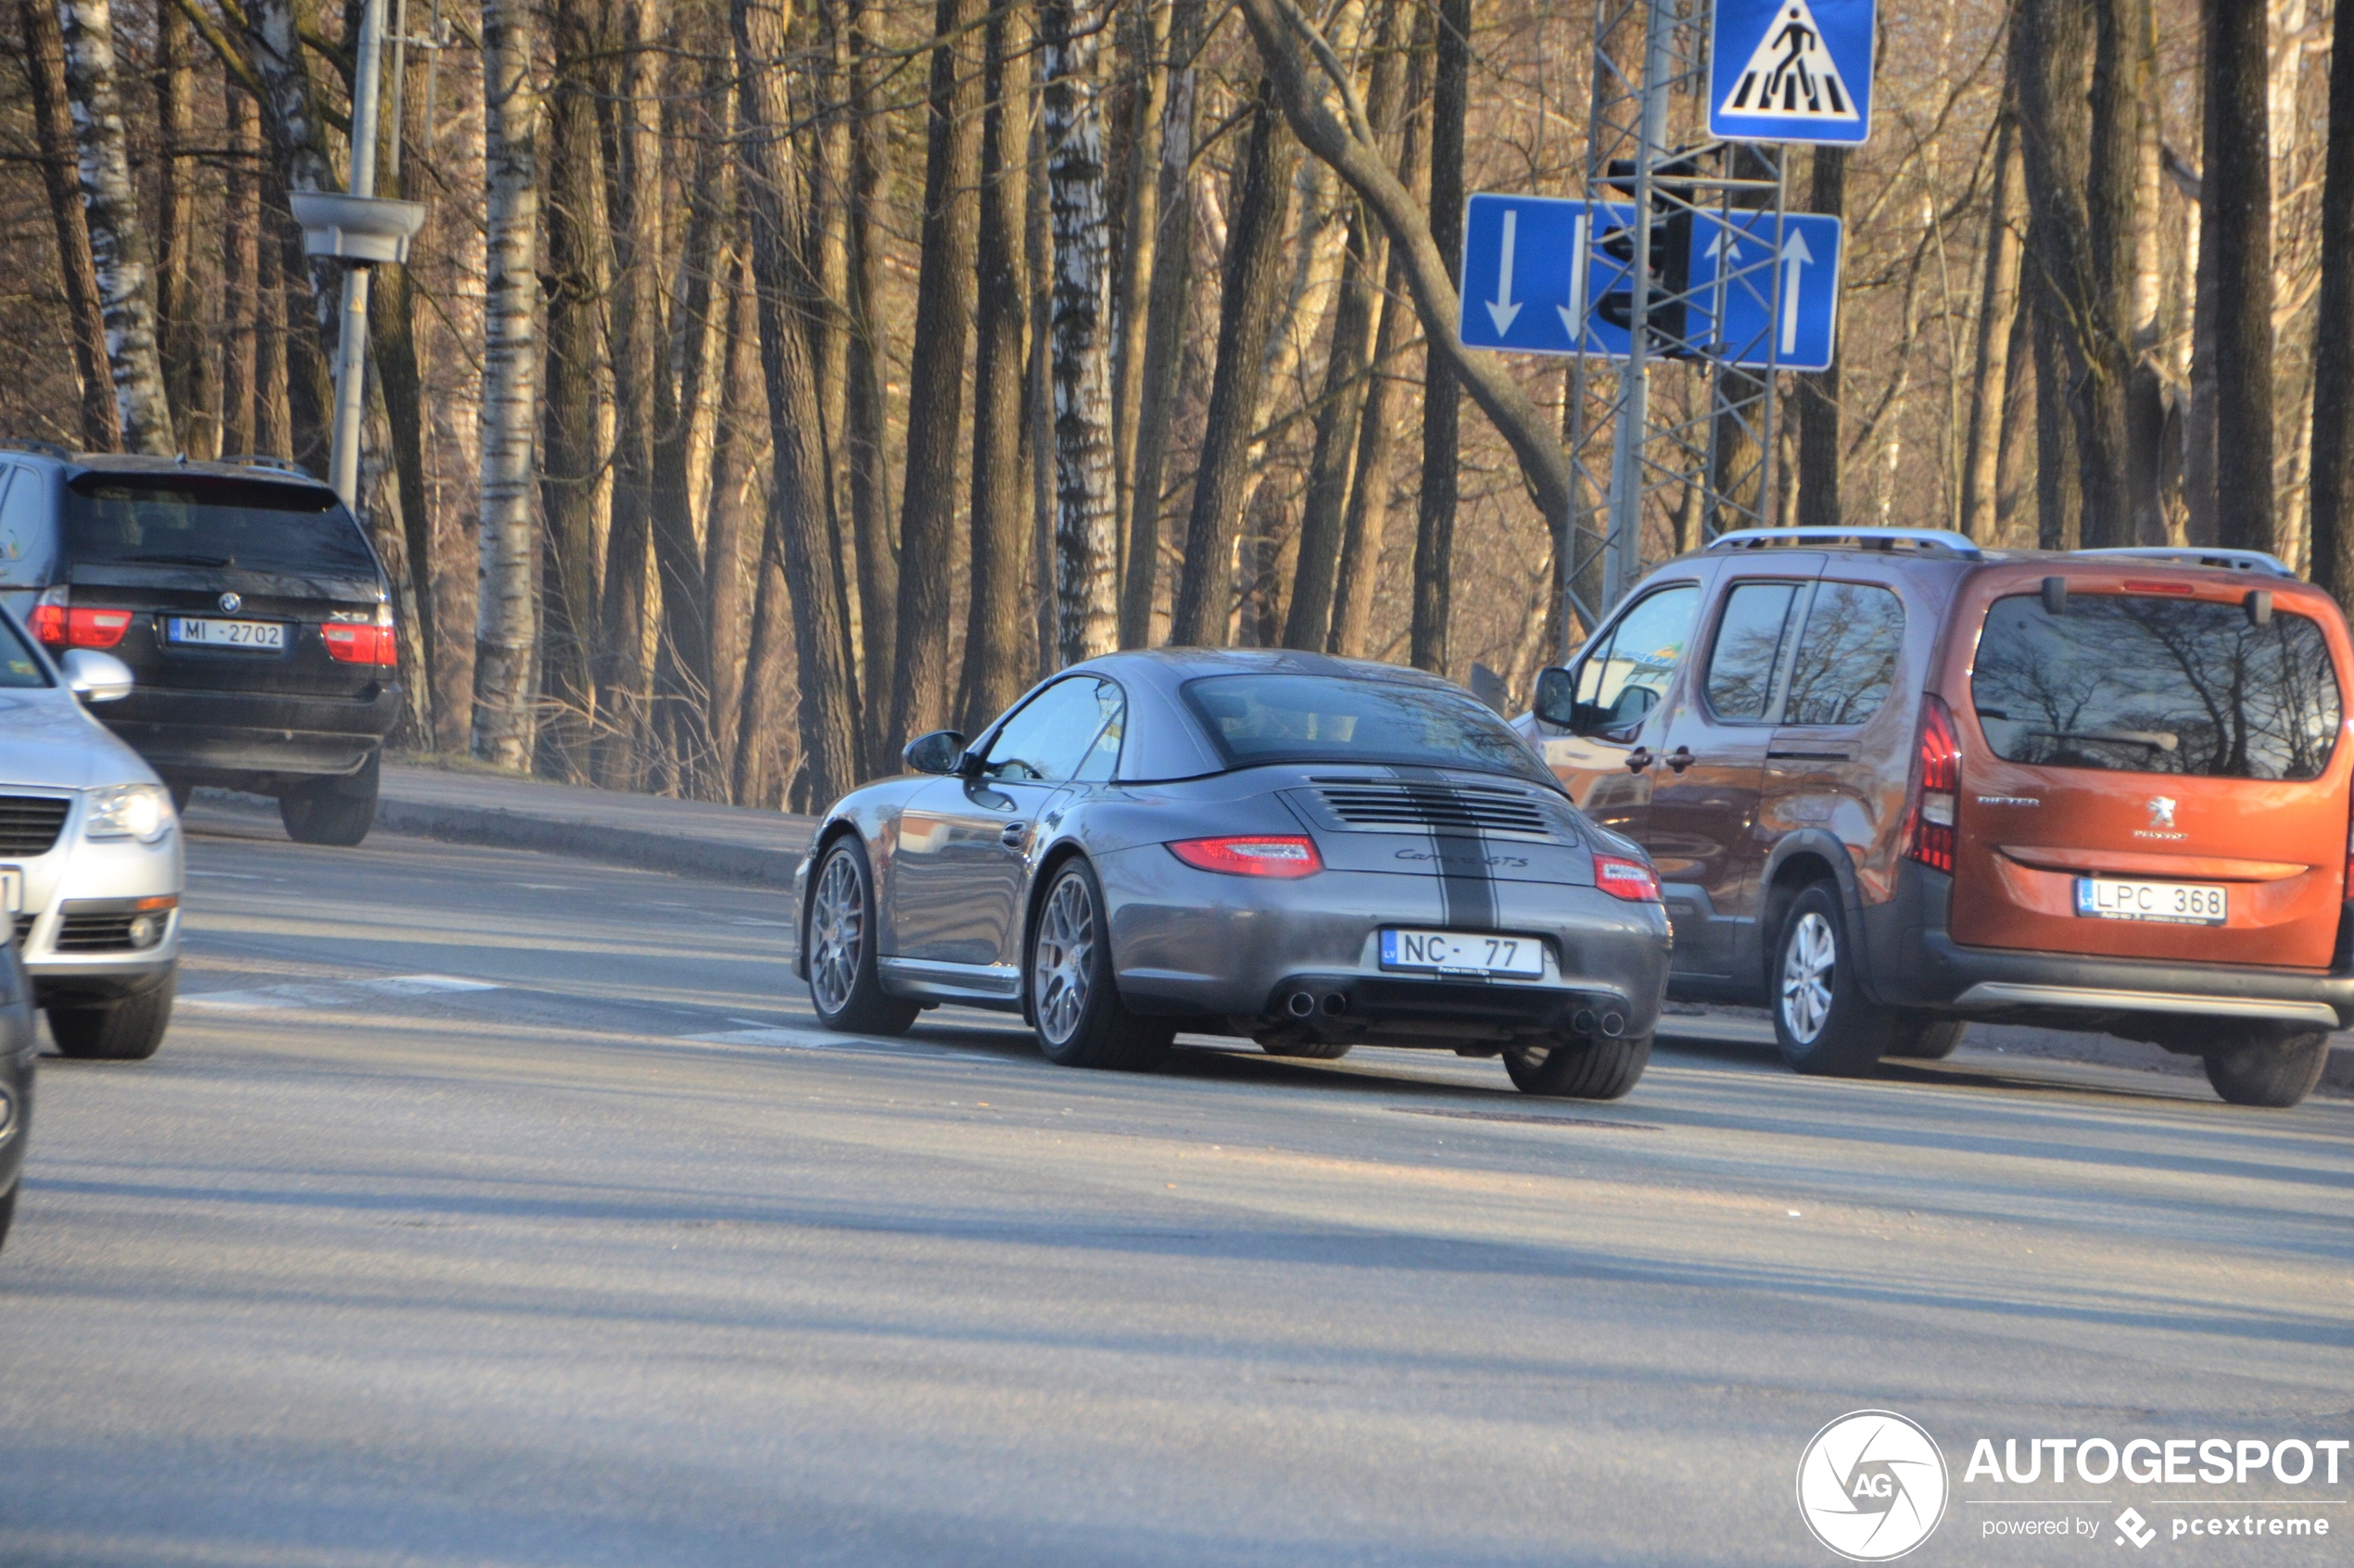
[685,1025,962,1057]
[187,870,267,880]
[518,883,576,891]
[182,974,502,1011]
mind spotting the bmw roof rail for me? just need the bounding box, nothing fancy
[1706,526,1983,559]
[0,438,72,460]
[2070,546,2297,578]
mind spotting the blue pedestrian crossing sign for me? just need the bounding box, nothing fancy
[1709,0,1875,146]
[1458,193,1843,373]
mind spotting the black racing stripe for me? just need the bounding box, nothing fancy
[1384,764,1497,932]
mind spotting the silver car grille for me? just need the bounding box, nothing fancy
[1310,779,1555,837]
[0,796,69,857]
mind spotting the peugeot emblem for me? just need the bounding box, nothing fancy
[218,591,242,613]
[2147,796,2177,829]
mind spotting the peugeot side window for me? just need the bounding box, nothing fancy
[1569,586,1700,740]
[1702,581,1805,723]
[1781,582,1905,727]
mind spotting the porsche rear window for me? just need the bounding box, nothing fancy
[1182,674,1550,784]
[64,474,379,579]
[1972,593,2343,779]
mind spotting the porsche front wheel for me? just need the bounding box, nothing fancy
[805,838,918,1036]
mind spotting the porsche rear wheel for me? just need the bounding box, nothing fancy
[1029,860,1171,1071]
[805,838,918,1036]
[1501,1032,1650,1098]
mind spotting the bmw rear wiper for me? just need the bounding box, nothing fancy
[115,551,234,567]
[2029,727,2178,752]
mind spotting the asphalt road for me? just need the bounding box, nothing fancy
[1,806,2348,1566]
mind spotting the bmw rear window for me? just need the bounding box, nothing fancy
[64,474,380,579]
[1182,674,1553,785]
[1972,593,2343,780]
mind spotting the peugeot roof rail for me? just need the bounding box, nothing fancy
[0,438,72,461]
[218,453,316,478]
[2070,546,2297,578]
[1706,526,1983,559]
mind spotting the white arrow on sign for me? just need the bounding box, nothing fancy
[1779,226,1815,355]
[1487,208,1523,335]
[1556,211,1588,348]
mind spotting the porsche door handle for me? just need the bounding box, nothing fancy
[1664,746,1694,774]
[1000,822,1030,847]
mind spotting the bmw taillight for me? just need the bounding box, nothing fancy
[322,605,398,667]
[1905,694,1961,874]
[1166,836,1323,879]
[32,588,131,649]
[28,584,66,646]
[1593,854,1662,902]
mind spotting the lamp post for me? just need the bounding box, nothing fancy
[291,0,425,506]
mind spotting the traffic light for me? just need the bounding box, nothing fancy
[1594,158,1695,354]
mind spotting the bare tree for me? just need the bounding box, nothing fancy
[886,0,983,757]
[57,0,173,454]
[1411,0,1468,673]
[1960,115,2023,543]
[15,0,115,449]
[1044,0,1121,662]
[2310,0,2354,606]
[2204,0,2274,554]
[471,0,542,769]
[1169,80,1297,647]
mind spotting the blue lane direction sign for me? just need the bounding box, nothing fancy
[1687,209,1843,373]
[1459,193,1843,372]
[1709,0,1875,147]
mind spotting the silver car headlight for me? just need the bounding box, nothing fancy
[83,782,174,843]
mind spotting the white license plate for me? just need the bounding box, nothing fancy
[0,866,18,916]
[1379,929,1545,977]
[166,616,284,650]
[2074,878,2228,925]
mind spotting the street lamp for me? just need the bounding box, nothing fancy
[290,0,426,508]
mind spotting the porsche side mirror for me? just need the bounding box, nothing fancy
[1533,666,1577,728]
[61,648,133,704]
[902,728,968,776]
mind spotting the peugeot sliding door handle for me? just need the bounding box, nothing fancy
[1664,746,1694,774]
[1624,747,1653,774]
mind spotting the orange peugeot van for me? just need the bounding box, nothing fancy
[1516,527,2354,1106]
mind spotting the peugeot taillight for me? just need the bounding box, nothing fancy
[1905,693,1960,874]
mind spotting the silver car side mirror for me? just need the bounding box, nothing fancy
[61,648,133,703]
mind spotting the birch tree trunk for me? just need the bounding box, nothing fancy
[16,0,115,449]
[1168,80,1297,647]
[471,0,543,770]
[57,0,173,455]
[1044,0,1121,664]
[959,0,1035,735]
[705,253,761,789]
[1118,0,1206,648]
[843,0,898,717]
[2310,0,2354,607]
[2205,0,2275,554]
[242,0,340,472]
[734,0,860,808]
[884,0,983,756]
[221,83,260,456]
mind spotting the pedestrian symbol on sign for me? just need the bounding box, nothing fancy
[1719,0,1858,122]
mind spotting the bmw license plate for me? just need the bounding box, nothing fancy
[1380,928,1544,978]
[166,616,284,650]
[2074,878,2227,925]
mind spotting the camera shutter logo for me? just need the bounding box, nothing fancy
[1795,1410,1949,1561]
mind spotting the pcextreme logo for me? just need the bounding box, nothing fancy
[1797,1410,1951,1562]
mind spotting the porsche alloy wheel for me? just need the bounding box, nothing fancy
[805,839,917,1035]
[1027,860,1172,1071]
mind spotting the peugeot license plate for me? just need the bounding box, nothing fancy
[2074,878,2227,925]
[1379,929,1545,978]
[166,616,285,650]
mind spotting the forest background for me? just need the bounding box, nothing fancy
[4,0,2350,809]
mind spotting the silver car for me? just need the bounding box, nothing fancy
[791,651,1671,1098]
[0,605,181,1059]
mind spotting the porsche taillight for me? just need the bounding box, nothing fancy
[1905,694,1961,874]
[1593,854,1662,902]
[1166,836,1323,879]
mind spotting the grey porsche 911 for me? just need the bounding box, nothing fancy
[790,650,1671,1097]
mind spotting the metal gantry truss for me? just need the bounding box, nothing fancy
[1563,0,1797,643]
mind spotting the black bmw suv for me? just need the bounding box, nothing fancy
[0,446,400,844]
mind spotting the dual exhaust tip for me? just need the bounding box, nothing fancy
[1573,1007,1626,1038]
[1285,991,1348,1018]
